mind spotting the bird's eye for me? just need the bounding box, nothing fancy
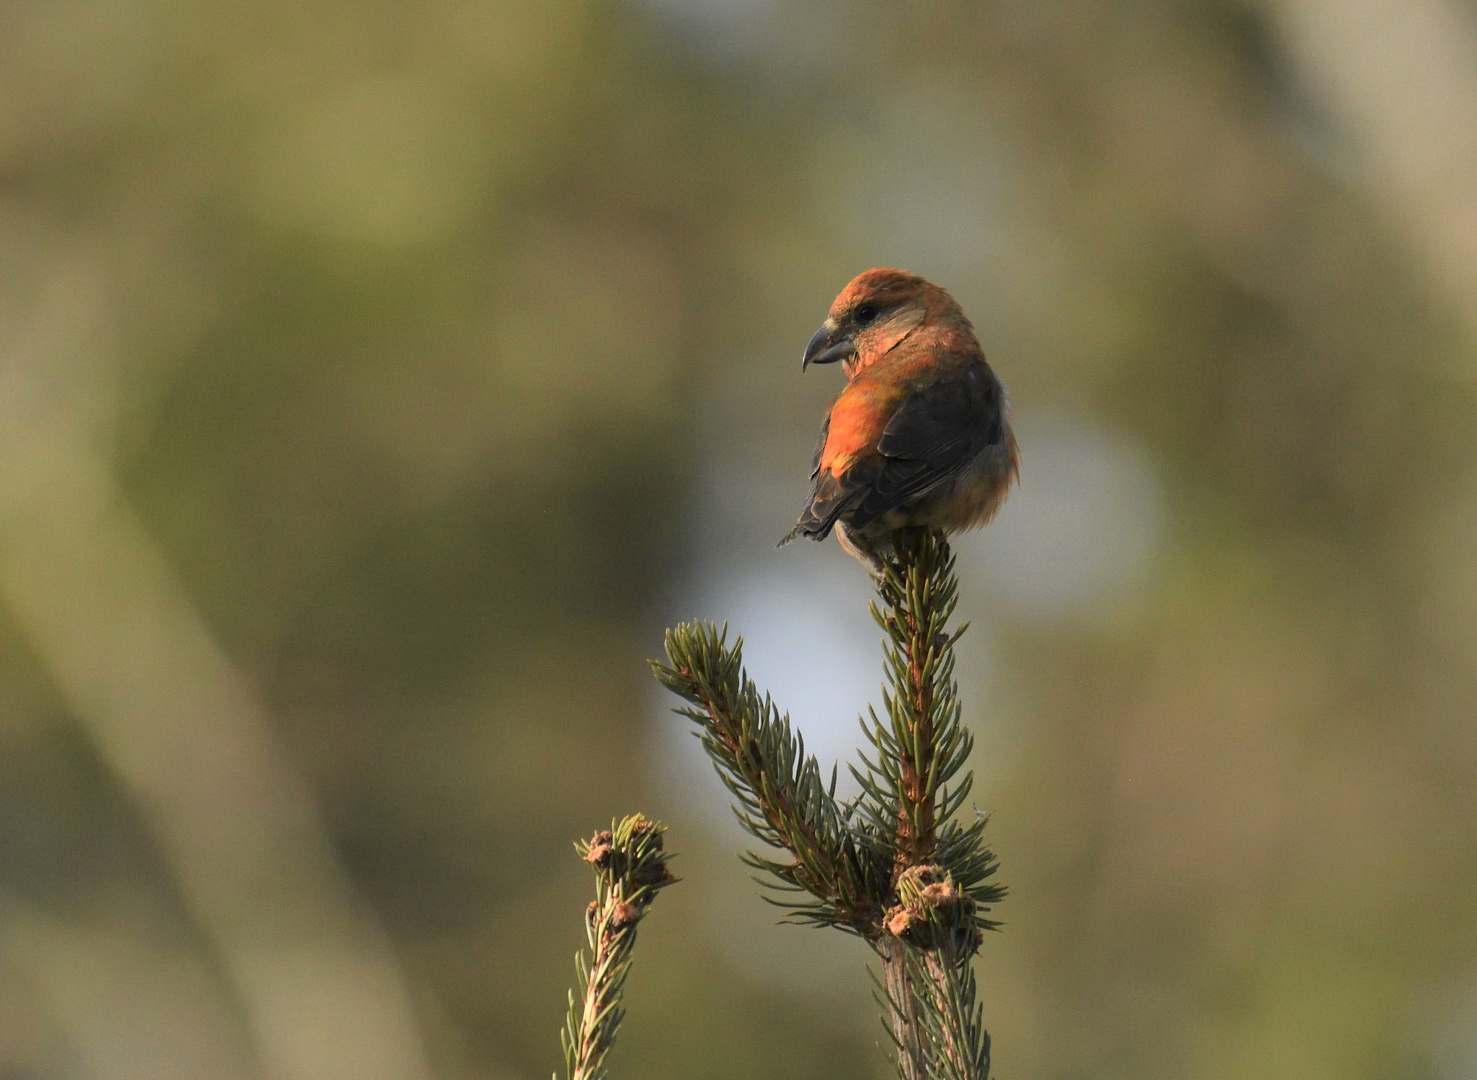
[855,303,879,324]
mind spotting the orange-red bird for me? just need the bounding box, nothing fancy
[780,269,1019,573]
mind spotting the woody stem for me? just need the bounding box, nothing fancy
[880,934,928,1080]
[880,530,948,1080]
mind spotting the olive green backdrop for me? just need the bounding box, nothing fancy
[1,1,1476,1078]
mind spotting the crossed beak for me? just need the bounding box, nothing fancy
[801,318,857,371]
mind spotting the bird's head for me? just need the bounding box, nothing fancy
[800,268,965,375]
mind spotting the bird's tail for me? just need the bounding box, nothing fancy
[777,513,837,548]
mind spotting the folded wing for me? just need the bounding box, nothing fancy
[781,363,1002,544]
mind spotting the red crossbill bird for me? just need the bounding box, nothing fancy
[779,269,1019,574]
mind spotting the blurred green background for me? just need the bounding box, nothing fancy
[3,1,1477,1078]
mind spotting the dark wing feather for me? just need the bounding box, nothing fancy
[782,363,1003,545]
[849,363,1000,529]
[780,459,869,544]
[809,409,831,479]
[779,407,851,544]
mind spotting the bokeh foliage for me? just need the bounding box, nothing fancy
[1,1,1476,1079]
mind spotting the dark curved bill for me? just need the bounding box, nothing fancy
[801,322,856,370]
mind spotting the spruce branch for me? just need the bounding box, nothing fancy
[653,529,1003,1079]
[559,814,676,1080]
[855,530,1005,924]
[651,623,890,934]
[865,531,1003,1080]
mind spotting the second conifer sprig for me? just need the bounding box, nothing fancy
[559,815,676,1080]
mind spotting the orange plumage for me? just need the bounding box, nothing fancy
[780,269,1019,572]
